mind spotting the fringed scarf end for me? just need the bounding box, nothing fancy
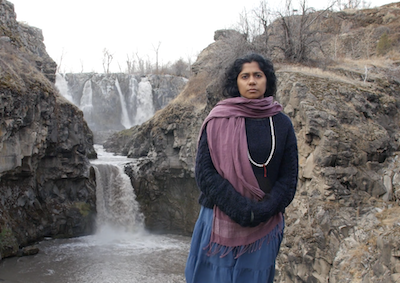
[204,220,284,259]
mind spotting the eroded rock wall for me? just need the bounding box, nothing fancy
[0,0,96,259]
[275,69,400,282]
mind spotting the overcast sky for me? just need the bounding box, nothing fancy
[9,0,395,73]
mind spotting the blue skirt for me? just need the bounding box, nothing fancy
[185,207,284,283]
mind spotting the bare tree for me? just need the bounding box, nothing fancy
[57,48,66,73]
[158,61,171,75]
[339,0,362,9]
[171,58,189,77]
[79,59,84,73]
[118,62,123,73]
[135,52,145,76]
[237,8,251,41]
[186,54,193,76]
[236,5,268,45]
[152,42,161,74]
[145,55,153,74]
[252,0,273,55]
[274,0,334,63]
[126,54,136,74]
[102,48,113,74]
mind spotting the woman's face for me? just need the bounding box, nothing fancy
[236,61,267,99]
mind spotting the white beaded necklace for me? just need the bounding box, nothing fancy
[247,116,275,177]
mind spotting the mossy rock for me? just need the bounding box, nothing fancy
[75,202,92,217]
[0,228,19,259]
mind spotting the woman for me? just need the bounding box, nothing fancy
[185,53,298,283]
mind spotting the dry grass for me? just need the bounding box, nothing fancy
[171,71,210,108]
[338,243,368,281]
[340,53,400,69]
[0,41,54,94]
[376,205,400,226]
[277,52,400,87]
[277,64,362,85]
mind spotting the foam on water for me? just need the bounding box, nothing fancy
[0,145,191,283]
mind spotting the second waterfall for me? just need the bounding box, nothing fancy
[91,145,145,235]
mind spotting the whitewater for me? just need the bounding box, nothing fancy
[0,146,191,283]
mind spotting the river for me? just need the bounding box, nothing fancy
[0,146,191,283]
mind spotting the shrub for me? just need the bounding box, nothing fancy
[0,227,18,258]
[377,32,392,56]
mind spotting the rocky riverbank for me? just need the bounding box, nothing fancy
[0,0,97,259]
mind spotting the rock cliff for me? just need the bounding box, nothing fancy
[0,0,96,259]
[104,3,400,282]
[276,66,400,282]
[0,0,56,83]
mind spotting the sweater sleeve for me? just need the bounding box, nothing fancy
[195,129,270,227]
[250,124,298,224]
[273,125,298,209]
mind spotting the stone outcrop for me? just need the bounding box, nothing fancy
[266,2,400,62]
[275,66,400,282]
[104,3,400,281]
[0,0,96,259]
[0,0,56,83]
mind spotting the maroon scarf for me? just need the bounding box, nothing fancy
[199,96,284,257]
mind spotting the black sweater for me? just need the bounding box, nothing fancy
[196,112,298,227]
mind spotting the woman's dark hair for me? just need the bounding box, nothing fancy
[223,53,277,98]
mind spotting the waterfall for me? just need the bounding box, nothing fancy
[135,78,155,125]
[128,76,138,121]
[80,80,93,121]
[115,78,132,129]
[55,74,180,134]
[55,73,74,103]
[92,163,144,233]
